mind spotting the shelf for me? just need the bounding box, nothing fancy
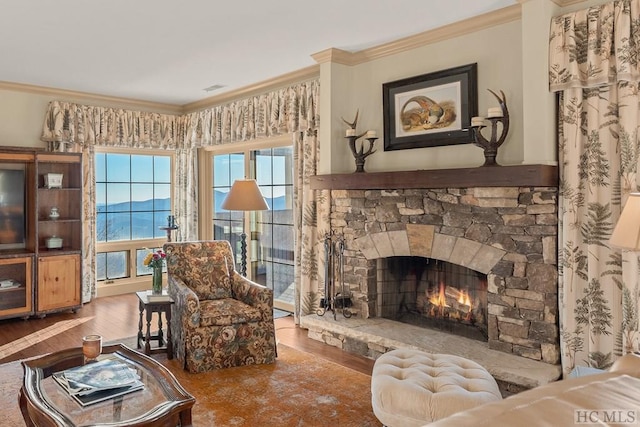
[310,164,559,190]
[38,218,81,223]
[0,285,24,292]
[0,249,35,258]
[37,248,82,257]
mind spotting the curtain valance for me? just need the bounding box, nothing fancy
[40,79,320,149]
[183,80,319,147]
[41,103,183,148]
[549,0,640,92]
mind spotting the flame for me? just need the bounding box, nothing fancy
[427,282,475,321]
[458,290,472,307]
[428,282,449,308]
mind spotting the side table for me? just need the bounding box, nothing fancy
[136,291,174,359]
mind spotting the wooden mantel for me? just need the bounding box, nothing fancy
[310,164,558,190]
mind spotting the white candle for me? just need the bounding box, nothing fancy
[487,107,503,118]
[366,130,377,139]
[471,116,485,127]
[346,129,356,137]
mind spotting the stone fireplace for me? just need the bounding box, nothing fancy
[301,166,563,391]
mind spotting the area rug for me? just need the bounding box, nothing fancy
[1,343,381,426]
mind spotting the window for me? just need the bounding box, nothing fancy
[95,151,173,283]
[206,138,294,311]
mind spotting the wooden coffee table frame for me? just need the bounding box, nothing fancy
[19,344,195,427]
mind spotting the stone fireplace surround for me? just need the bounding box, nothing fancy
[301,165,563,392]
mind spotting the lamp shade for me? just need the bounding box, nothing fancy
[610,193,640,250]
[221,179,269,211]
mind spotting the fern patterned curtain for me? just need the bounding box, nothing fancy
[293,129,330,322]
[550,0,640,375]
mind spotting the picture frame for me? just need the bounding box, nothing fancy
[383,63,477,151]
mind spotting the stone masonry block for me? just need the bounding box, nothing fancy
[449,238,482,267]
[504,289,545,301]
[468,245,506,274]
[388,230,410,256]
[512,345,542,360]
[498,321,529,338]
[541,343,561,364]
[354,235,379,260]
[474,187,521,199]
[406,224,435,258]
[371,232,393,258]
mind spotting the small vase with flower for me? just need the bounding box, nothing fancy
[143,249,167,294]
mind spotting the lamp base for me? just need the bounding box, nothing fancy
[240,232,247,276]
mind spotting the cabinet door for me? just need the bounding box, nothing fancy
[37,255,80,312]
[0,256,33,318]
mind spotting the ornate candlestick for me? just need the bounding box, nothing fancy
[346,134,377,173]
[342,110,377,173]
[470,89,510,167]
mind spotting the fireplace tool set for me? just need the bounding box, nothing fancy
[318,232,352,319]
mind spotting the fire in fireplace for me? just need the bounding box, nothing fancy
[377,257,488,341]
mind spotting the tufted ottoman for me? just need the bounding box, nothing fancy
[371,349,502,426]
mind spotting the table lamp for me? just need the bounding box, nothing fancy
[221,179,269,276]
[610,193,640,250]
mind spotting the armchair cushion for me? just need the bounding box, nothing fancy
[177,255,231,300]
[200,298,264,327]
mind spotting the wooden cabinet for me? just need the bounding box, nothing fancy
[37,255,81,313]
[0,148,83,320]
[35,153,83,316]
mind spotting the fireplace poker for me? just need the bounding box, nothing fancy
[337,236,352,318]
[317,232,336,319]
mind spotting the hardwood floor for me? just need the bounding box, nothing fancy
[0,293,375,375]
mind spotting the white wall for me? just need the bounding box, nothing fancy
[323,20,524,174]
[0,89,51,148]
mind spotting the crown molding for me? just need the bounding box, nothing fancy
[551,0,587,6]
[181,65,320,113]
[311,48,354,65]
[515,0,585,6]
[0,65,320,116]
[312,4,522,67]
[0,81,182,115]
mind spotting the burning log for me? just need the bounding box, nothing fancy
[424,282,477,323]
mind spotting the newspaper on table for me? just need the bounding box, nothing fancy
[53,357,144,406]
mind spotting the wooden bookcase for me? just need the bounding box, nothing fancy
[35,153,82,316]
[0,148,82,320]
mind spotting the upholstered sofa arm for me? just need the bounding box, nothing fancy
[231,271,274,317]
[610,352,640,377]
[168,275,201,328]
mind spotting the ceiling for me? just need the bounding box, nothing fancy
[0,0,517,106]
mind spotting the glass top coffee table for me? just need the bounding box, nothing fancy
[19,344,195,427]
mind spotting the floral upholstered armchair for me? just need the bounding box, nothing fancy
[163,240,277,372]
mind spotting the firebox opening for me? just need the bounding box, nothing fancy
[376,256,488,342]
